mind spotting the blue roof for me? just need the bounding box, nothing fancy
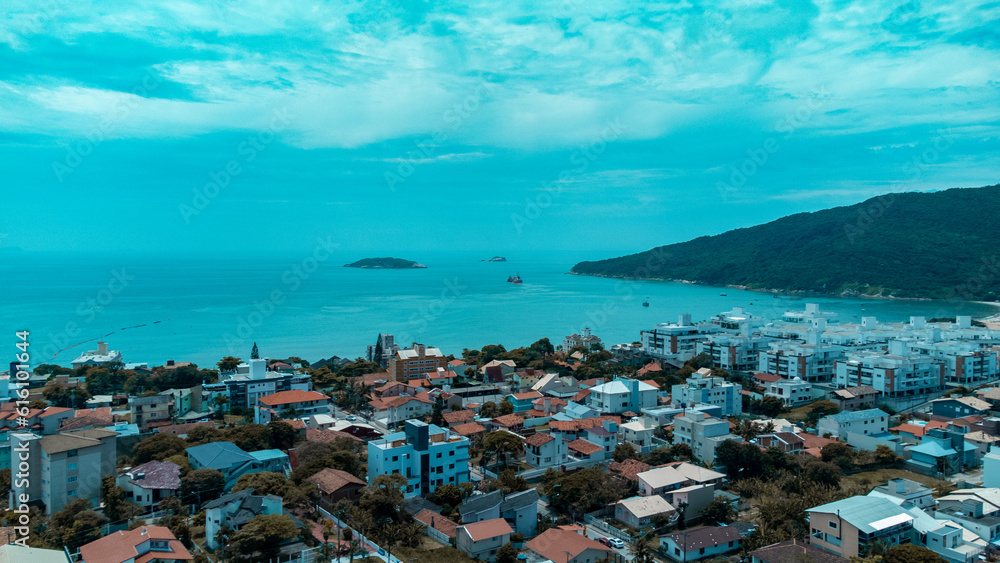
[250,449,289,461]
[826,408,887,423]
[807,496,912,534]
[910,441,958,457]
[186,441,255,470]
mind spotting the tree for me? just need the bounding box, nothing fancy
[805,400,840,427]
[758,396,786,417]
[217,356,241,372]
[496,543,518,563]
[180,469,225,503]
[480,401,499,418]
[430,395,446,427]
[230,513,298,560]
[647,447,675,465]
[268,420,299,450]
[101,475,128,522]
[225,423,271,451]
[491,469,528,495]
[483,431,523,469]
[498,399,514,415]
[701,498,737,524]
[134,434,187,464]
[429,484,463,508]
[882,544,944,563]
[628,533,655,563]
[251,343,260,359]
[820,442,854,470]
[613,443,639,463]
[373,335,384,365]
[233,471,291,497]
[358,474,408,526]
[874,445,902,466]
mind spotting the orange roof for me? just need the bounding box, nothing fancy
[527,528,616,561]
[452,422,487,436]
[428,370,457,380]
[524,409,549,418]
[258,390,329,406]
[80,526,192,563]
[492,414,525,427]
[550,416,618,432]
[609,458,652,481]
[571,389,591,403]
[448,359,467,366]
[38,407,73,418]
[641,379,661,389]
[524,433,555,447]
[512,391,543,400]
[415,509,459,538]
[798,432,837,450]
[892,423,928,438]
[443,410,476,424]
[567,438,602,456]
[532,397,568,406]
[305,428,363,443]
[307,468,366,494]
[460,518,513,542]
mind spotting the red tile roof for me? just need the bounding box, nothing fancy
[305,428,363,443]
[512,391,543,400]
[452,422,487,436]
[527,528,616,561]
[567,438,602,456]
[492,414,525,428]
[570,389,591,403]
[443,410,476,424]
[460,518,513,542]
[415,509,459,539]
[258,390,329,406]
[79,526,192,563]
[38,407,73,418]
[609,458,652,481]
[307,468,366,494]
[524,433,555,447]
[532,397,568,406]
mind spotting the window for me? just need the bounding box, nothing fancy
[68,476,77,483]
[68,489,78,496]
[67,463,77,471]
[829,521,838,529]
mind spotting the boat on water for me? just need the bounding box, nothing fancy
[507,274,523,284]
[642,297,649,307]
[720,293,727,296]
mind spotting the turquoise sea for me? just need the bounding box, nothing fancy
[2,250,997,369]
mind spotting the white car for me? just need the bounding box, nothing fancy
[346,415,357,421]
[607,538,625,549]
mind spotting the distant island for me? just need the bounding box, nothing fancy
[571,185,1000,301]
[483,256,507,262]
[344,257,427,269]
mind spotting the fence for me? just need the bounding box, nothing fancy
[583,513,633,541]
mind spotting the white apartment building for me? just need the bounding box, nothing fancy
[367,420,470,498]
[816,408,888,439]
[586,378,658,414]
[672,411,740,462]
[697,332,774,372]
[671,369,743,416]
[835,341,946,397]
[757,337,844,383]
[642,315,720,363]
[764,377,813,407]
[906,339,999,385]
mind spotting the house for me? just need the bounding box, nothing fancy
[203,358,312,410]
[832,386,881,411]
[817,409,888,439]
[500,488,540,536]
[668,483,718,523]
[525,432,567,467]
[70,341,123,369]
[415,509,459,543]
[931,397,992,420]
[582,421,618,458]
[456,518,513,562]
[489,414,525,435]
[609,458,652,482]
[619,417,657,453]
[442,410,476,427]
[764,377,813,407]
[935,488,1000,542]
[526,528,617,563]
[367,420,470,498]
[116,461,181,511]
[672,411,741,462]
[750,539,848,563]
[255,390,332,423]
[204,488,284,549]
[79,526,192,563]
[906,506,986,563]
[806,496,914,557]
[907,428,978,476]
[369,395,434,427]
[452,422,487,441]
[587,378,658,414]
[389,343,448,381]
[671,463,726,487]
[637,466,689,497]
[671,369,743,416]
[563,328,603,352]
[506,391,543,412]
[128,394,172,431]
[756,432,805,454]
[867,478,935,510]
[308,468,367,509]
[660,525,743,562]
[567,439,604,460]
[185,441,274,489]
[615,495,676,528]
[9,428,117,515]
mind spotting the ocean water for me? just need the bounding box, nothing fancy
[1,250,996,369]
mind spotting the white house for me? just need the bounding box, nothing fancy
[586,378,658,414]
[816,408,888,439]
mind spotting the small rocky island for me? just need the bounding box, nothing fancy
[344,257,427,269]
[483,256,507,262]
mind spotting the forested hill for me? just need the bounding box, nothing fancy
[570,185,1000,301]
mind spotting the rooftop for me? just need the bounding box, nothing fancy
[307,468,366,494]
[459,518,513,542]
[824,408,887,423]
[258,390,329,406]
[661,525,742,552]
[526,528,616,561]
[750,539,849,563]
[806,496,912,534]
[79,526,191,563]
[617,495,675,519]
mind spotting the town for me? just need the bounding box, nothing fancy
[4,303,1000,563]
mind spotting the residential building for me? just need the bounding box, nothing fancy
[204,488,284,549]
[10,428,117,515]
[660,525,743,562]
[615,495,675,528]
[906,428,978,476]
[308,468,366,509]
[671,369,743,416]
[116,461,181,511]
[817,409,888,439]
[697,332,773,372]
[563,327,603,352]
[369,394,434,427]
[583,421,618,458]
[524,432,567,467]
[750,539,848,563]
[367,334,401,369]
[202,358,312,411]
[984,448,1000,487]
[456,518,513,562]
[586,378,658,414]
[835,343,945,398]
[867,478,935,510]
[0,545,71,563]
[185,441,284,489]
[637,466,689,497]
[367,420,470,498]
[931,397,992,420]
[672,411,741,462]
[255,390,332,423]
[806,496,913,558]
[758,339,844,384]
[415,509,459,543]
[756,432,805,454]
[641,315,721,364]
[764,377,814,407]
[935,488,1000,542]
[457,488,539,537]
[619,416,657,453]
[506,391,543,412]
[389,343,447,381]
[79,526,192,563]
[526,528,617,563]
[905,506,986,563]
[832,386,881,411]
[70,341,123,370]
[128,394,172,431]
[907,340,999,385]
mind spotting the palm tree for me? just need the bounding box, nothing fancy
[628,532,654,563]
[865,538,891,558]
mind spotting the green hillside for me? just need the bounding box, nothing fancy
[344,257,427,269]
[571,185,1000,301]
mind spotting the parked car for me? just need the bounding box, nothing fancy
[607,538,625,549]
[346,415,357,421]
[597,538,611,547]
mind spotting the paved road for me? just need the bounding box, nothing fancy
[584,527,634,561]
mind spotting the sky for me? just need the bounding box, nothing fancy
[1,0,999,258]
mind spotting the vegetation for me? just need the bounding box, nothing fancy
[571,185,1000,300]
[344,257,427,269]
